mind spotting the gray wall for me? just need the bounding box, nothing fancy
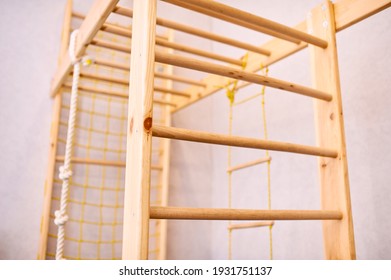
[0,0,390,259]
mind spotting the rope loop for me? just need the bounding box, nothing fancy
[69,30,93,66]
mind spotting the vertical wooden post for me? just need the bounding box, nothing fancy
[37,0,73,260]
[308,0,356,259]
[156,30,174,260]
[122,0,157,260]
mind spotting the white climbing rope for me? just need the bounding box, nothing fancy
[54,29,91,260]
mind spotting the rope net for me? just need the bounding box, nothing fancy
[45,16,170,260]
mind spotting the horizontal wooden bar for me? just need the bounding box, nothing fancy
[227,156,271,172]
[73,11,169,41]
[152,125,338,158]
[79,72,190,98]
[156,50,332,101]
[80,72,128,85]
[228,221,275,230]
[55,156,163,170]
[63,84,177,107]
[90,38,331,101]
[162,0,328,48]
[172,0,391,112]
[101,22,243,65]
[150,206,343,220]
[154,85,191,98]
[93,57,206,87]
[113,5,271,56]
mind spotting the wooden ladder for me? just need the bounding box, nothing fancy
[122,0,355,260]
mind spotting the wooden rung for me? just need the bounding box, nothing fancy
[91,38,130,53]
[55,156,163,170]
[79,72,190,98]
[155,50,332,101]
[80,72,128,85]
[93,57,206,87]
[162,0,328,48]
[101,22,243,66]
[90,38,331,101]
[150,206,342,220]
[73,11,169,41]
[227,156,271,172]
[62,84,177,107]
[228,221,275,230]
[153,86,191,98]
[113,6,271,56]
[152,125,338,158]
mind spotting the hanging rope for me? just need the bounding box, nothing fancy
[259,65,273,260]
[226,61,273,260]
[54,29,92,260]
[226,53,247,260]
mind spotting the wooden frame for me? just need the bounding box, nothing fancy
[43,0,390,260]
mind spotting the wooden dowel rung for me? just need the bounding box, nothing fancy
[73,11,169,40]
[71,11,84,20]
[162,0,328,48]
[155,50,332,101]
[78,72,190,98]
[101,23,243,66]
[55,156,163,170]
[150,206,342,220]
[80,72,128,85]
[62,84,177,107]
[227,156,271,172]
[155,72,206,87]
[228,221,275,230]
[93,58,206,87]
[90,38,331,101]
[152,125,338,158]
[113,6,271,56]
[56,156,125,167]
[154,86,191,98]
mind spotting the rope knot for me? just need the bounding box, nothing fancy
[59,166,72,180]
[54,210,69,226]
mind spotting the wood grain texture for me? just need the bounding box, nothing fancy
[308,0,356,260]
[122,0,157,260]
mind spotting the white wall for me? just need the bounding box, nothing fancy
[0,0,390,259]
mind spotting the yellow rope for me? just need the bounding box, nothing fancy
[226,61,273,260]
[226,54,248,260]
[259,65,273,260]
